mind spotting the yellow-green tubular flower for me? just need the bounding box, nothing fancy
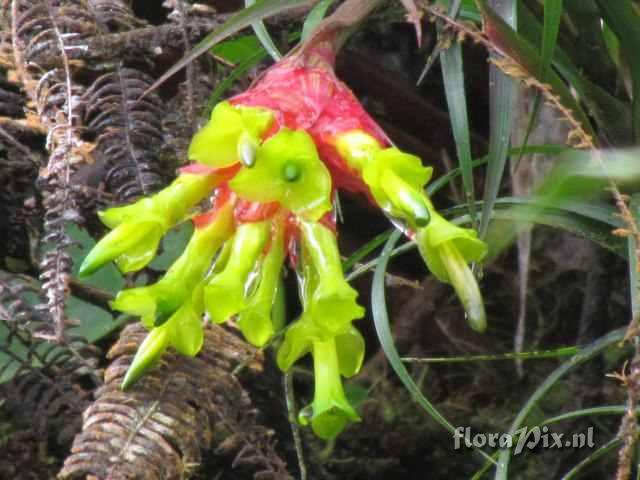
[276,318,365,439]
[188,101,274,168]
[110,200,235,327]
[335,131,433,229]
[299,220,365,334]
[79,171,220,276]
[121,284,205,390]
[237,219,286,347]
[301,337,361,440]
[204,220,271,324]
[230,129,333,221]
[416,206,488,332]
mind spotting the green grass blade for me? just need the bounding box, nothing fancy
[207,50,268,111]
[541,406,629,426]
[301,0,335,41]
[402,346,578,363]
[629,195,640,316]
[144,0,314,97]
[441,38,477,227]
[512,0,563,172]
[342,230,391,272]
[494,328,625,479]
[596,0,640,142]
[478,0,518,240]
[561,438,620,480]
[372,229,495,465]
[245,0,283,61]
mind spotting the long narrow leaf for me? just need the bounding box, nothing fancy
[246,0,283,61]
[629,195,640,316]
[478,0,518,240]
[143,0,316,97]
[596,0,640,142]
[441,39,477,226]
[302,0,335,41]
[512,0,563,171]
[494,328,625,480]
[372,229,495,465]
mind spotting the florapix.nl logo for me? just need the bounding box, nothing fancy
[453,426,595,455]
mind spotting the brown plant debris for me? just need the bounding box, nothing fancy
[59,322,293,480]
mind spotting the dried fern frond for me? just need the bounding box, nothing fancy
[9,0,100,340]
[89,0,146,31]
[83,67,165,202]
[0,271,102,446]
[11,0,98,73]
[60,322,292,480]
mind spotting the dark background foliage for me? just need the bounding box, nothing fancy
[0,0,637,479]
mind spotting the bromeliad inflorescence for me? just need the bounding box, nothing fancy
[80,38,487,439]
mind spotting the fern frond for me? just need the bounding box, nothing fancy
[60,322,292,480]
[83,67,165,202]
[0,271,102,446]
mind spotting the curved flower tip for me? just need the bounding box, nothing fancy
[122,326,169,390]
[82,171,222,277]
[299,338,360,440]
[110,200,234,325]
[416,213,488,332]
[188,101,274,167]
[204,220,270,324]
[230,128,332,221]
[363,148,433,228]
[79,220,163,276]
[121,296,204,390]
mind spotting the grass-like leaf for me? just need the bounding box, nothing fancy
[628,195,640,316]
[493,327,625,479]
[560,438,620,480]
[301,0,335,41]
[441,36,477,226]
[402,346,578,363]
[245,0,283,61]
[478,0,518,240]
[596,0,640,142]
[143,0,315,97]
[512,0,563,172]
[372,229,495,465]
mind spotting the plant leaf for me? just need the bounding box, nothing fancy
[441,37,477,226]
[301,0,335,41]
[246,0,283,61]
[143,0,316,97]
[493,328,625,479]
[595,0,640,142]
[478,0,518,240]
[372,229,495,465]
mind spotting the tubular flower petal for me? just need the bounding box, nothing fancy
[204,219,271,324]
[299,338,360,440]
[188,101,274,167]
[122,326,169,390]
[80,170,222,276]
[276,315,323,372]
[230,129,333,221]
[121,285,205,389]
[416,207,488,332]
[299,220,365,334]
[110,199,235,327]
[237,218,286,346]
